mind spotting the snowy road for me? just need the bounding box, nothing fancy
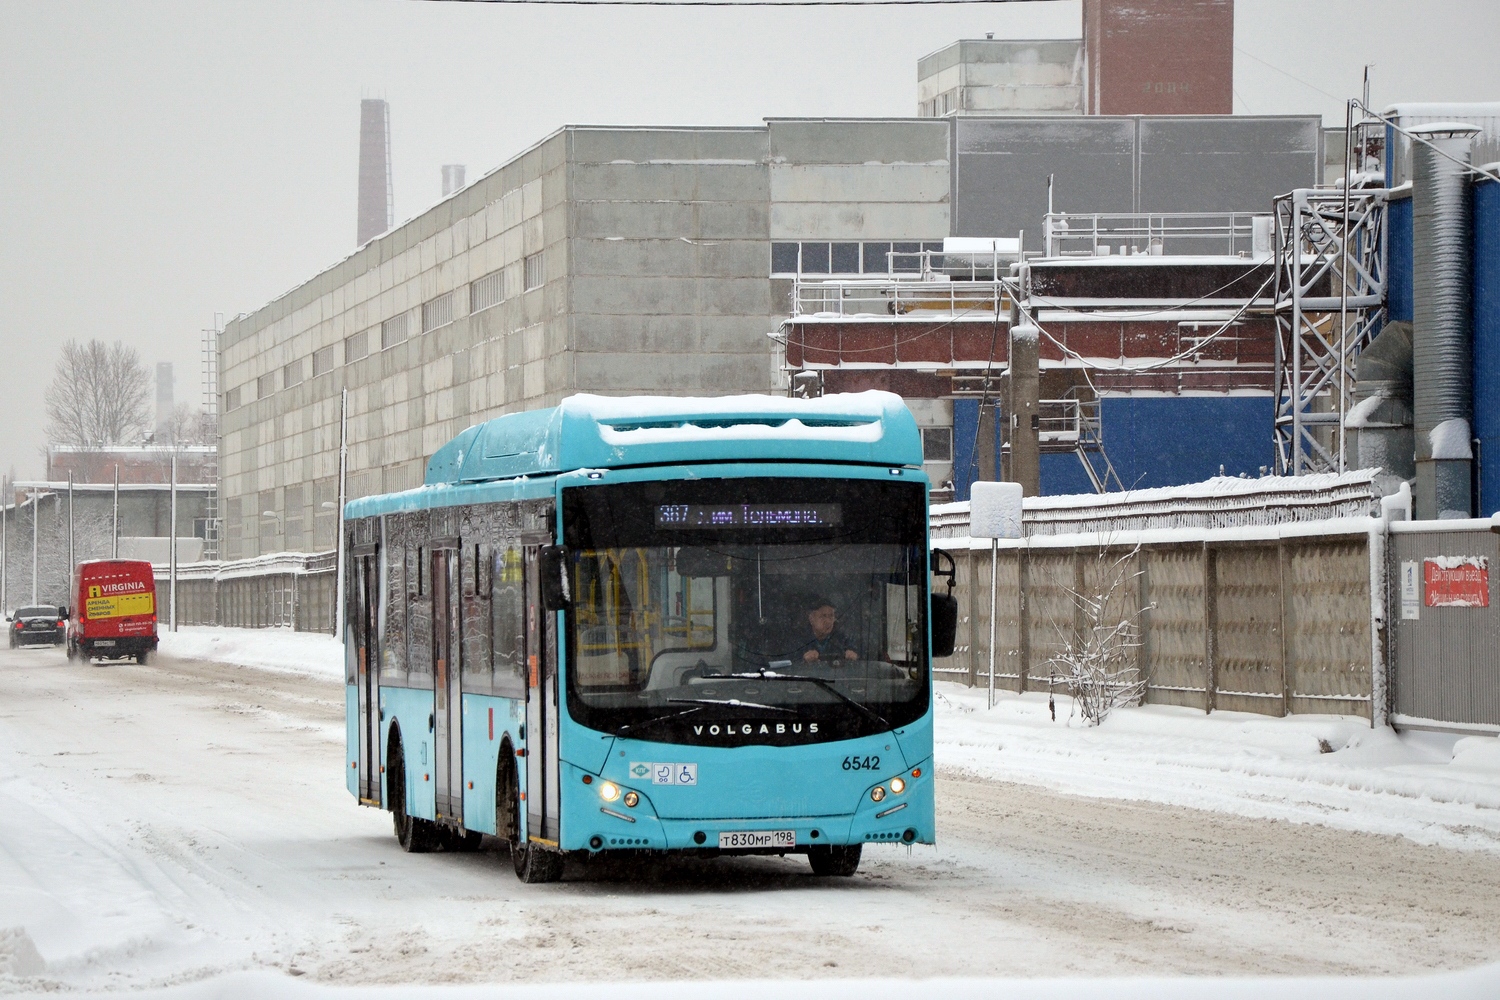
[3,642,1500,992]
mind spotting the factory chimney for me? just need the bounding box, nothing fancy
[357,99,393,247]
[442,165,466,198]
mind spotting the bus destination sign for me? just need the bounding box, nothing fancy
[656,503,842,529]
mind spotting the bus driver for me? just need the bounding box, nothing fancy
[794,597,859,663]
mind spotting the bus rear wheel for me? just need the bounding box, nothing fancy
[808,844,862,877]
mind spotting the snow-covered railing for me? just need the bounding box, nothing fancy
[932,470,1383,539]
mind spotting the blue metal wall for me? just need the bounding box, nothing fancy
[952,399,1002,501]
[1387,192,1415,323]
[1474,176,1500,515]
[1090,396,1274,493]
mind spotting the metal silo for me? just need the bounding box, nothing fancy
[1475,167,1500,515]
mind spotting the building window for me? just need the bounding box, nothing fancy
[345,330,369,363]
[283,359,304,389]
[862,242,892,274]
[831,242,860,274]
[892,242,922,273]
[524,252,545,291]
[381,312,409,349]
[800,242,831,274]
[224,387,241,412]
[421,290,454,333]
[470,270,504,314]
[256,373,276,399]
[922,427,953,463]
[768,241,949,277]
[312,345,335,377]
[771,242,799,276]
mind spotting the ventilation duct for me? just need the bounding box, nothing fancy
[1410,123,1480,519]
[1347,319,1414,493]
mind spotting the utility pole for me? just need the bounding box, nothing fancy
[1,497,7,614]
[169,454,178,631]
[335,387,349,638]
[67,473,74,610]
[112,464,120,558]
[30,490,39,605]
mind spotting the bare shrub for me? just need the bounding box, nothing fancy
[1046,543,1151,726]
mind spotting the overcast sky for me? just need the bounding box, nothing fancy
[3,0,1498,481]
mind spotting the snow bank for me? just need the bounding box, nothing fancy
[934,682,1500,852]
[156,626,343,680]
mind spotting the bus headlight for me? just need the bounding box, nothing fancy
[623,790,640,808]
[599,781,621,802]
[889,777,906,794]
[870,785,886,803]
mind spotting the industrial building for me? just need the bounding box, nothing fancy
[219,107,1324,556]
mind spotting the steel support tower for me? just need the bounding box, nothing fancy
[1272,187,1388,474]
[201,323,220,560]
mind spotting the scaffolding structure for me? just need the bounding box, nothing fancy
[1271,187,1388,474]
[200,322,220,560]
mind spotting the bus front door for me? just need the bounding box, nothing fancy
[524,544,559,843]
[431,545,463,824]
[352,546,381,804]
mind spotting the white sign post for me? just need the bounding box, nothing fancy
[969,481,1024,709]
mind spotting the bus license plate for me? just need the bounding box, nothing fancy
[719,830,794,849]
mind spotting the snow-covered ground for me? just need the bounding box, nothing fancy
[933,682,1500,852]
[157,626,343,680]
[2,629,1500,996]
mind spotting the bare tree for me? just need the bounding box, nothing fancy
[44,340,151,447]
[1047,542,1152,726]
[161,402,216,448]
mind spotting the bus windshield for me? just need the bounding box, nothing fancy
[561,477,929,746]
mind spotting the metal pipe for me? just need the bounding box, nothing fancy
[1411,123,1481,518]
[987,538,997,710]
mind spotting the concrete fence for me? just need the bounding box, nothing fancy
[152,551,337,634]
[935,524,1382,721]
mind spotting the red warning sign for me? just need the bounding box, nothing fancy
[1424,556,1490,608]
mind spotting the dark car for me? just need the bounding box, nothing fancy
[8,605,66,648]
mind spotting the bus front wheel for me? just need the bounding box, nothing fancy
[808,844,862,877]
[513,841,563,883]
[389,730,439,853]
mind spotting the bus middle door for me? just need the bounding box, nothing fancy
[523,543,559,844]
[431,542,463,824]
[350,543,381,804]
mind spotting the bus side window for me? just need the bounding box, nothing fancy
[383,538,407,680]
[407,541,432,677]
[461,543,492,688]
[490,544,526,698]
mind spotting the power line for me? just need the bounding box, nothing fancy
[421,0,1054,6]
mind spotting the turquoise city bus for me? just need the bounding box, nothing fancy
[342,392,957,882]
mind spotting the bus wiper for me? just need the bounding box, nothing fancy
[667,697,796,714]
[614,705,703,739]
[704,670,889,730]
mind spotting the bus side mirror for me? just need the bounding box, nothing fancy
[930,593,958,658]
[540,545,572,611]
